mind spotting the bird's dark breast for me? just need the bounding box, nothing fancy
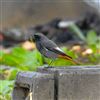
[36,42,58,58]
[36,42,43,52]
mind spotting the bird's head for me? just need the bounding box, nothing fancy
[33,33,44,41]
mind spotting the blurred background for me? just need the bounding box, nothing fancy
[0,1,100,100]
[0,0,99,29]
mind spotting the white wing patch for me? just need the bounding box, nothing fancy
[55,47,64,52]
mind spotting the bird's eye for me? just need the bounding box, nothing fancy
[34,34,40,39]
[34,34,38,37]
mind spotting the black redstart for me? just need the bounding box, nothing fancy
[33,33,78,65]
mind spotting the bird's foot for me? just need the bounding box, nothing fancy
[44,64,53,68]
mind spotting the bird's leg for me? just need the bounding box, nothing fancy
[48,59,55,67]
[44,59,55,68]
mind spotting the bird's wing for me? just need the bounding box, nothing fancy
[51,47,72,59]
[42,39,72,59]
[42,39,58,48]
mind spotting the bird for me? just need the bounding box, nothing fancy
[33,33,78,65]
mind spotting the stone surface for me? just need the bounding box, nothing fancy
[58,68,100,100]
[31,73,54,100]
[12,71,54,100]
[38,66,100,100]
[12,85,29,100]
[13,66,100,100]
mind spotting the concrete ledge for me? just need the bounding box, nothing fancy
[57,68,100,100]
[12,72,54,100]
[38,66,100,100]
[12,66,100,100]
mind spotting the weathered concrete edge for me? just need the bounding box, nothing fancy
[37,65,100,73]
[12,71,54,100]
[37,65,100,100]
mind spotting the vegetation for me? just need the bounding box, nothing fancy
[0,24,100,100]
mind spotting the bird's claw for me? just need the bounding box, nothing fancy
[44,64,53,68]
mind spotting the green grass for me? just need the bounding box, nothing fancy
[0,80,14,100]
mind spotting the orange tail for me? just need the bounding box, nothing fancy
[58,55,79,65]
